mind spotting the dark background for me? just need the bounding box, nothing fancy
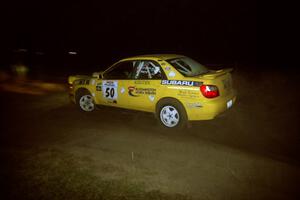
[0,0,296,76]
[1,2,300,199]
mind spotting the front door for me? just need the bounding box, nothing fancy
[95,60,136,108]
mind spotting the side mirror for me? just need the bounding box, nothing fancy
[92,71,104,79]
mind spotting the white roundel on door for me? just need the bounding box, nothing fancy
[102,81,118,100]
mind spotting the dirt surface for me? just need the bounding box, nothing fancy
[1,69,300,199]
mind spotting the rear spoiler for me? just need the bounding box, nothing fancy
[201,68,233,79]
[216,68,233,73]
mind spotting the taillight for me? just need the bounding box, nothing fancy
[200,85,219,98]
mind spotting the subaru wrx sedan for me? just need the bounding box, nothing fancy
[68,54,236,128]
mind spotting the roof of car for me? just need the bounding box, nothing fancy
[121,54,185,61]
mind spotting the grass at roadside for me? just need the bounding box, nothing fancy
[4,148,192,200]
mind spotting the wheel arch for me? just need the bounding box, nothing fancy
[155,97,186,115]
[75,87,92,104]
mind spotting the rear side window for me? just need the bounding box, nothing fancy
[167,57,209,77]
[132,60,165,80]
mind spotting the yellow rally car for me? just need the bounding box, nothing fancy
[68,54,236,128]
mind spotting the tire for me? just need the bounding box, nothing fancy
[76,89,95,112]
[156,99,187,129]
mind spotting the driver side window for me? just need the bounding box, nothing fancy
[103,61,135,80]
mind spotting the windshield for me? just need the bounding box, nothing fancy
[166,57,209,77]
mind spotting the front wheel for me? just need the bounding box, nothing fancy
[157,99,187,129]
[76,90,95,112]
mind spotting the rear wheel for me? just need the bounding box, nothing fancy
[76,90,95,112]
[156,99,187,129]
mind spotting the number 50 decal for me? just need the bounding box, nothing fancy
[105,87,115,98]
[102,81,118,100]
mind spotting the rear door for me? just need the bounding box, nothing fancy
[124,60,166,112]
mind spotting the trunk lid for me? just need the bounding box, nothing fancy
[197,68,234,97]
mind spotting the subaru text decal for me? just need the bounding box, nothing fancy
[161,80,202,87]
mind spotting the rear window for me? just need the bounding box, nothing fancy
[167,57,209,77]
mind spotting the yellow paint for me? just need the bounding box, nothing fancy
[68,54,236,121]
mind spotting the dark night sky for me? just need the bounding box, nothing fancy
[1,0,260,70]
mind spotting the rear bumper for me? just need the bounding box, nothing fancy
[187,90,237,121]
